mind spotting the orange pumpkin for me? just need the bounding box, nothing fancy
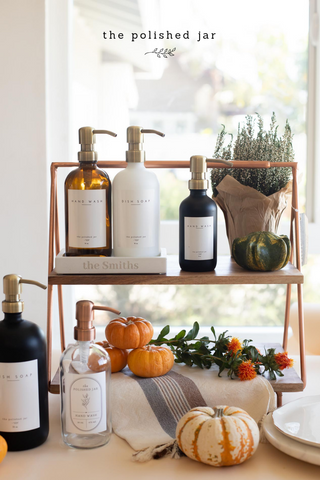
[176,406,259,467]
[96,341,128,373]
[127,345,174,378]
[87,345,109,373]
[0,436,7,464]
[105,316,154,349]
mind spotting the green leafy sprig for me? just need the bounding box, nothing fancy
[149,322,292,381]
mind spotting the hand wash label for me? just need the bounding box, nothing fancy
[68,190,106,248]
[65,373,106,434]
[184,216,214,261]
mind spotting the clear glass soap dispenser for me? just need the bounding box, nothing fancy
[60,300,120,449]
[65,127,117,257]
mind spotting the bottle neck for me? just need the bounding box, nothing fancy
[79,161,97,169]
[78,341,91,365]
[126,162,145,169]
[3,312,23,322]
[189,189,207,196]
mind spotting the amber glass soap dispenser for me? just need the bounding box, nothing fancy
[179,156,232,272]
[65,127,117,256]
[0,274,48,451]
[60,301,120,449]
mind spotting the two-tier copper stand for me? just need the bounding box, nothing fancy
[47,160,305,407]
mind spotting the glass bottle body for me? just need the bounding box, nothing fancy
[60,341,111,449]
[179,189,217,272]
[65,162,112,256]
[0,313,49,451]
[113,163,160,257]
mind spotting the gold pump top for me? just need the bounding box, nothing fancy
[188,156,233,190]
[74,300,120,342]
[78,127,117,163]
[2,274,47,314]
[126,126,165,163]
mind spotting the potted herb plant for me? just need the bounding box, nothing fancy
[211,113,293,251]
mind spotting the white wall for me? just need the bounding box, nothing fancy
[0,1,48,331]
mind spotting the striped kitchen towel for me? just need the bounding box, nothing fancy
[110,362,276,453]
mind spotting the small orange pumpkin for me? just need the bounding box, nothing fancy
[87,346,109,373]
[127,345,174,378]
[105,316,154,349]
[96,341,128,373]
[176,406,259,467]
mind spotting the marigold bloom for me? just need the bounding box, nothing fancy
[237,360,257,381]
[227,337,242,354]
[274,351,294,370]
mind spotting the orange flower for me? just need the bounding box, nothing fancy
[274,352,294,370]
[227,337,242,354]
[237,360,257,381]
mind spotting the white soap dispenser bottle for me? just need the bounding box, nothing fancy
[113,127,165,257]
[60,300,120,449]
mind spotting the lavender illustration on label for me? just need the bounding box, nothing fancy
[145,47,176,58]
[81,393,90,410]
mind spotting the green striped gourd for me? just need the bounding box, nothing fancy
[232,232,291,271]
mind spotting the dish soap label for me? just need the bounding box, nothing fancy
[115,189,157,249]
[65,372,106,435]
[68,190,106,249]
[0,360,40,432]
[184,216,214,260]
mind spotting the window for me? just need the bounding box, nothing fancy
[65,0,317,336]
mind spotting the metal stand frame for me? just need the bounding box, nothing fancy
[47,160,305,405]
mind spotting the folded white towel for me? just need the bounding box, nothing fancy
[110,362,276,452]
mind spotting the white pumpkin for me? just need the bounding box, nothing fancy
[176,405,259,467]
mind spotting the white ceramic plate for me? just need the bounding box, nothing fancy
[272,395,320,448]
[263,413,320,466]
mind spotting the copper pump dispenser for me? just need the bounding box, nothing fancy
[74,300,120,342]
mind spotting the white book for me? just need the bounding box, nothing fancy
[55,249,167,274]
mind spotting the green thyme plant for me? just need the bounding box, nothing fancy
[211,113,294,197]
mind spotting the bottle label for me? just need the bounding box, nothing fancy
[68,190,106,248]
[0,360,40,432]
[115,189,157,249]
[184,216,214,260]
[65,372,106,434]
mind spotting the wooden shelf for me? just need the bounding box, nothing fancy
[49,343,303,395]
[255,343,303,393]
[48,255,304,286]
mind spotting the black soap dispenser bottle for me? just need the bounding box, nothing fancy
[179,156,231,272]
[0,274,49,451]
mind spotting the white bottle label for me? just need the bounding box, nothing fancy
[116,189,157,249]
[65,373,106,434]
[0,360,40,432]
[185,216,214,260]
[68,190,106,248]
